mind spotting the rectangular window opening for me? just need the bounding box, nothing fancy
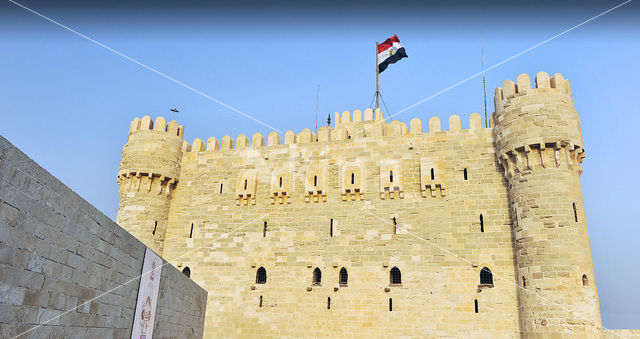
[330,219,334,237]
[327,297,331,310]
[573,202,578,222]
[389,298,393,311]
[474,299,478,313]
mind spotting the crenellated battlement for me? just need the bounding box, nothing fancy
[493,72,572,112]
[183,111,487,155]
[128,115,185,138]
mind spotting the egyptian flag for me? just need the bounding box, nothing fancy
[377,35,408,73]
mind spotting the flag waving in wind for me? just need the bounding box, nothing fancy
[377,35,408,73]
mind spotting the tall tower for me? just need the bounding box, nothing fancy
[493,72,601,336]
[116,116,185,255]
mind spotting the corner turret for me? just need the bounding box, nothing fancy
[493,72,601,336]
[116,116,186,255]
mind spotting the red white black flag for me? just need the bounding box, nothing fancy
[377,35,408,73]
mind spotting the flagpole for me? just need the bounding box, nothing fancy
[482,31,487,128]
[375,41,380,118]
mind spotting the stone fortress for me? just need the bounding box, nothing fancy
[115,71,639,338]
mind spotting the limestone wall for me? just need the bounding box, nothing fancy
[0,136,207,338]
[161,116,521,337]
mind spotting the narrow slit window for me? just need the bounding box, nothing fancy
[463,168,468,180]
[390,267,402,285]
[314,175,318,186]
[392,217,397,234]
[259,295,263,307]
[582,274,588,286]
[327,297,331,310]
[220,183,223,194]
[474,299,478,313]
[480,214,484,233]
[573,203,578,222]
[389,171,394,183]
[430,168,435,180]
[182,266,191,278]
[480,267,493,285]
[522,276,526,288]
[256,267,267,284]
[330,219,334,237]
[313,267,322,285]
[189,223,193,238]
[152,221,157,235]
[339,267,348,286]
[389,298,393,311]
[351,173,355,185]
[263,221,267,237]
[279,177,283,188]
[244,179,248,190]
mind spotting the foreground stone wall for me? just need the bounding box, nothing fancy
[0,136,207,338]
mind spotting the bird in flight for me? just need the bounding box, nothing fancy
[170,108,179,112]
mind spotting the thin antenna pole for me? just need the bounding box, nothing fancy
[315,85,320,133]
[482,31,488,128]
[376,41,381,119]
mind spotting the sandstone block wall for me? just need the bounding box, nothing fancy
[157,114,521,338]
[0,136,207,338]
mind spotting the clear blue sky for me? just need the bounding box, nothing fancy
[1,0,638,329]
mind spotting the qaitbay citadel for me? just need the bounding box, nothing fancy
[2,71,640,339]
[113,71,637,338]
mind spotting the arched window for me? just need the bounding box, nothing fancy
[390,267,401,285]
[582,274,588,286]
[480,214,484,232]
[313,267,322,285]
[480,267,493,285]
[351,173,355,185]
[244,179,248,190]
[314,175,318,186]
[389,171,394,183]
[430,168,435,180]
[339,267,348,286]
[182,266,191,278]
[256,267,267,284]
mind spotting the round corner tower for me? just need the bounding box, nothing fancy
[492,72,601,336]
[116,115,186,255]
